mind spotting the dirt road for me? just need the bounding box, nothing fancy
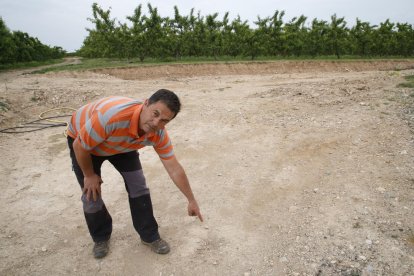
[0,60,413,275]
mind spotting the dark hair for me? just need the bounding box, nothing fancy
[148,89,181,118]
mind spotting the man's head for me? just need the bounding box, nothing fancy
[139,89,181,135]
[148,89,181,118]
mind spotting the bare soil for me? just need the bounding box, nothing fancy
[0,60,413,275]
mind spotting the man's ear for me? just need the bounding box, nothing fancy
[144,99,149,106]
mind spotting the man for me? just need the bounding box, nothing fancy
[67,89,203,259]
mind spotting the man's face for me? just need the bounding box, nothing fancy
[139,100,175,134]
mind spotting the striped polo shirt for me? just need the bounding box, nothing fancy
[67,96,174,160]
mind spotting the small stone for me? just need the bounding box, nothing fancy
[213,261,218,265]
[366,265,374,273]
[376,187,386,193]
[313,188,319,193]
[41,246,47,252]
[244,272,251,276]
[63,239,68,244]
[204,226,209,229]
[365,239,372,245]
[279,256,288,263]
[289,206,299,212]
[400,150,407,155]
[359,255,367,261]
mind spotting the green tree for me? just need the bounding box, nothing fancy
[350,19,375,56]
[226,16,251,57]
[306,19,329,57]
[395,23,413,56]
[246,30,261,60]
[184,9,200,56]
[192,12,208,56]
[326,14,348,58]
[0,17,17,63]
[115,23,135,60]
[81,3,117,57]
[253,16,272,57]
[372,19,397,56]
[205,13,222,59]
[12,31,35,62]
[283,15,308,56]
[269,10,285,56]
[78,3,414,60]
[144,4,164,58]
[127,4,147,61]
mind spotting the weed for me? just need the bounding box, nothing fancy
[398,82,414,88]
[0,59,63,71]
[398,75,414,88]
[353,222,362,228]
[0,101,9,111]
[408,234,414,246]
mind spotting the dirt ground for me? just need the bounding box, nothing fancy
[0,59,413,275]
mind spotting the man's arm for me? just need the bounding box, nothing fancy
[160,156,203,222]
[73,137,102,201]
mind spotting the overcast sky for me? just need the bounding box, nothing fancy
[1,0,413,52]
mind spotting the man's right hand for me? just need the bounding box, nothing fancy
[83,174,103,201]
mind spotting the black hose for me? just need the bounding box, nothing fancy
[0,114,71,134]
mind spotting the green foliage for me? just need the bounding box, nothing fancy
[0,17,66,65]
[398,75,414,88]
[0,18,16,63]
[79,3,414,60]
[0,100,9,111]
[326,14,348,59]
[0,58,63,71]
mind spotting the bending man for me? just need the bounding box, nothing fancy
[67,89,203,259]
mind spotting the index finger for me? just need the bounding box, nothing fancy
[197,211,204,222]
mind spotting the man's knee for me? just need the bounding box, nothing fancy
[122,170,150,198]
[82,194,104,213]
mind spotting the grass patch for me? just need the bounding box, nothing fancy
[0,101,9,111]
[0,59,64,71]
[31,57,138,73]
[30,56,414,74]
[408,234,414,246]
[398,75,414,88]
